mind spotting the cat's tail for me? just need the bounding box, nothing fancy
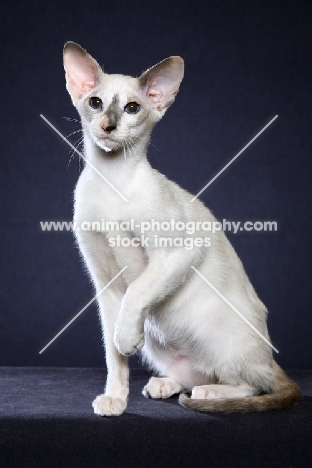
[178,362,303,413]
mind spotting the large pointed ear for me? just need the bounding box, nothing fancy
[139,56,184,112]
[63,42,102,105]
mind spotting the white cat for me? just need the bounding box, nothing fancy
[63,42,302,416]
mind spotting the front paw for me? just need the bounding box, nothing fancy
[143,377,183,399]
[92,394,127,416]
[114,327,145,356]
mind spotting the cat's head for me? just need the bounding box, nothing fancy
[63,42,184,153]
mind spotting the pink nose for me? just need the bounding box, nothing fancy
[103,125,116,134]
[101,117,116,134]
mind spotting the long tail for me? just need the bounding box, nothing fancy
[178,362,303,413]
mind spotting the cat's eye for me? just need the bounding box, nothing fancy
[124,102,140,114]
[89,97,103,109]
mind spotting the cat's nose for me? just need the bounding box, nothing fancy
[101,118,117,134]
[103,125,116,134]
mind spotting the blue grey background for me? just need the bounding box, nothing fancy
[1,0,311,369]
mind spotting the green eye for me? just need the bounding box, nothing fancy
[89,97,103,109]
[124,102,140,114]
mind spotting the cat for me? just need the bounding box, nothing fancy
[63,41,302,416]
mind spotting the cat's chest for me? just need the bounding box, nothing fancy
[73,165,163,229]
[73,171,149,277]
[74,172,130,222]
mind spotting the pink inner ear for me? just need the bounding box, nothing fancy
[148,89,163,105]
[75,82,95,100]
[82,81,95,93]
[64,54,99,103]
[142,60,184,111]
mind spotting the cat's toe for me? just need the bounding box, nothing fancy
[143,377,182,399]
[92,394,127,416]
[191,385,217,400]
[114,333,145,356]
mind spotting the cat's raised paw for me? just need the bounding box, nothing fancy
[143,377,183,399]
[114,329,145,356]
[92,394,127,416]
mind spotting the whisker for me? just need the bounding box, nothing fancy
[125,138,134,159]
[123,143,127,163]
[67,135,84,169]
[66,128,83,138]
[62,116,81,123]
[149,139,161,152]
[75,138,85,172]
[127,137,137,159]
[67,151,75,169]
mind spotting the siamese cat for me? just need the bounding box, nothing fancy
[63,42,302,416]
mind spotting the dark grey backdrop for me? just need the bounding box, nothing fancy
[1,0,311,369]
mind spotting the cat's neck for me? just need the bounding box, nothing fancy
[81,130,152,190]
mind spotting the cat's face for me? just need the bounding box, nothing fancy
[77,73,155,153]
[63,42,184,154]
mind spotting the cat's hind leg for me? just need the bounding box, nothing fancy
[143,377,184,399]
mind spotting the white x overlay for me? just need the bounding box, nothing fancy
[40,114,129,202]
[40,112,279,354]
[192,266,279,353]
[39,266,128,354]
[190,115,278,202]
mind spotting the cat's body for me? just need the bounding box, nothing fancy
[63,42,302,416]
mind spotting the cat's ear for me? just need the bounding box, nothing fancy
[63,42,102,105]
[139,56,184,113]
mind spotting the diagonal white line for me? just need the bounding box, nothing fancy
[190,115,278,202]
[191,266,279,353]
[40,114,129,203]
[39,266,128,354]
